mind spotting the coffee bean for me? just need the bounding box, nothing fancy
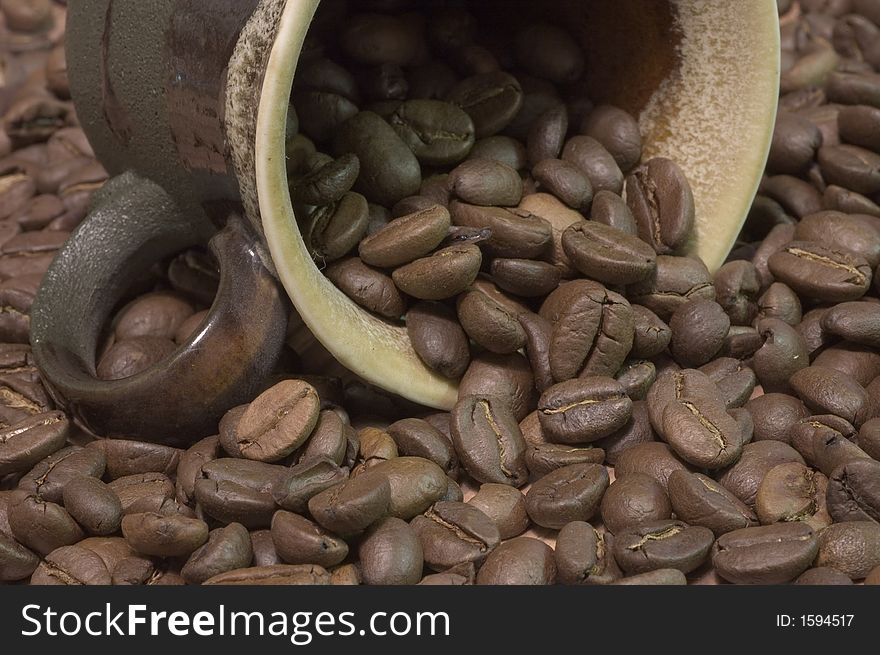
[814,342,880,386]
[789,415,866,475]
[815,521,880,579]
[0,531,38,582]
[448,158,522,206]
[392,243,482,300]
[405,301,470,379]
[446,71,523,138]
[18,445,105,504]
[561,136,623,194]
[363,456,448,520]
[0,410,68,476]
[98,439,180,479]
[30,545,112,586]
[540,280,634,381]
[181,523,253,585]
[596,400,656,465]
[527,105,568,167]
[456,289,526,354]
[326,257,407,318]
[768,112,823,174]
[388,100,475,166]
[451,394,527,487]
[113,291,194,341]
[757,282,803,325]
[821,300,880,347]
[554,521,621,585]
[359,204,450,268]
[270,510,348,568]
[411,501,499,570]
[561,220,655,285]
[752,318,810,393]
[858,417,880,460]
[600,473,671,534]
[532,159,592,210]
[203,564,330,585]
[630,305,671,359]
[667,470,757,536]
[712,523,818,584]
[351,427,397,474]
[762,175,823,219]
[490,258,561,298]
[827,458,880,523]
[581,105,642,172]
[359,517,423,585]
[628,255,715,321]
[8,494,84,557]
[818,144,880,194]
[746,393,810,444]
[62,476,122,536]
[175,436,219,505]
[468,136,527,170]
[714,260,761,326]
[537,377,632,444]
[590,189,637,235]
[450,200,553,258]
[615,442,692,492]
[754,462,830,530]
[796,210,880,267]
[291,153,360,206]
[615,360,656,401]
[308,471,391,537]
[476,536,556,585]
[790,365,869,425]
[525,462,608,529]
[626,158,695,255]
[700,358,756,409]
[613,520,714,575]
[387,418,457,477]
[838,104,880,152]
[613,569,688,585]
[669,300,730,367]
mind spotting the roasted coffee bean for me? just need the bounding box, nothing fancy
[815,521,880,579]
[456,289,526,354]
[250,530,281,568]
[525,462,608,529]
[298,410,348,466]
[627,255,715,321]
[540,280,634,381]
[532,159,592,210]
[527,105,568,167]
[768,112,824,174]
[626,158,695,255]
[752,223,796,288]
[537,377,631,444]
[300,192,371,263]
[561,136,623,194]
[476,536,556,585]
[106,472,175,516]
[62,477,122,537]
[838,104,880,152]
[30,545,112,586]
[796,210,880,268]
[392,243,482,300]
[333,112,420,206]
[630,305,671,359]
[468,136,528,170]
[98,439,180,479]
[647,368,721,432]
[195,461,282,528]
[363,457,447,520]
[700,358,756,409]
[271,457,348,514]
[615,442,692,492]
[290,153,360,206]
[561,220,655,285]
[457,352,535,423]
[600,473,671,535]
[8,494,84,557]
[121,511,209,557]
[818,144,880,195]
[448,158,522,207]
[0,531,38,582]
[359,204,450,268]
[789,415,866,475]
[757,282,802,325]
[517,312,554,394]
[181,523,253,585]
[308,471,391,537]
[96,336,176,380]
[824,185,880,216]
[826,458,880,523]
[450,394,528,487]
[514,22,583,82]
[387,418,457,477]
[450,201,553,258]
[821,300,880,347]
[762,175,823,219]
[858,418,880,460]
[0,274,40,343]
[790,366,869,426]
[613,520,713,575]
[712,523,818,584]
[467,483,528,539]
[490,258,561,298]
[615,360,656,401]
[0,411,68,476]
[668,471,756,536]
[596,400,656,465]
[554,521,621,585]
[175,436,219,505]
[590,189,637,236]
[752,318,810,393]
[270,510,348,568]
[669,300,730,367]
[814,343,880,387]
[113,292,194,341]
[718,442,806,511]
[351,427,397,473]
[794,566,853,585]
[581,105,642,172]
[411,501,499,571]
[754,462,830,530]
[405,301,470,379]
[612,569,688,585]
[356,517,422,585]
[327,257,407,318]
[203,564,330,585]
[17,445,105,505]
[746,393,809,444]
[446,71,523,138]
[767,241,872,302]
[713,260,761,326]
[388,100,474,166]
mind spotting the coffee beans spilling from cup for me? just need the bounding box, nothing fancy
[3,0,880,586]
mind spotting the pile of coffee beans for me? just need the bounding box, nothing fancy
[4,0,880,585]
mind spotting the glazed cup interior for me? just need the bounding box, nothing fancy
[256,0,780,411]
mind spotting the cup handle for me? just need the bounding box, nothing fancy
[30,171,289,445]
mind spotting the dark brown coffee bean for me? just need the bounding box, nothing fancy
[790,366,869,426]
[0,273,40,343]
[600,473,671,535]
[581,105,642,172]
[818,144,880,194]
[359,516,423,585]
[858,417,880,460]
[298,410,348,466]
[537,377,632,444]
[814,342,880,387]
[627,255,715,321]
[527,104,568,167]
[96,337,176,380]
[0,410,68,476]
[540,280,634,381]
[794,566,854,585]
[121,511,208,558]
[561,136,623,194]
[525,462,608,529]
[456,289,526,354]
[797,210,880,267]
[615,360,656,401]
[630,305,671,359]
[448,158,522,206]
[388,99,475,166]
[838,104,880,152]
[97,439,180,479]
[754,462,830,530]
[181,523,253,585]
[30,545,112,586]
[113,291,194,341]
[718,440,806,510]
[561,220,655,285]
[768,112,823,174]
[359,204,450,268]
[590,189,637,236]
[669,300,730,367]
[291,153,360,206]
[308,471,391,537]
[18,445,105,504]
[615,442,692,492]
[613,520,713,575]
[824,184,880,215]
[514,22,583,82]
[821,300,880,347]
[532,159,592,210]
[175,436,219,505]
[490,258,561,298]
[446,71,523,138]
[596,400,656,465]
[203,564,330,585]
[752,318,810,393]
[467,483,528,539]
[326,257,406,318]
[827,458,880,523]
[235,379,319,463]
[554,521,621,585]
[392,243,481,300]
[450,394,528,487]
[62,476,122,536]
[411,500,499,570]
[271,510,348,568]
[450,200,553,258]
[387,418,457,477]
[713,260,761,326]
[762,174,824,219]
[300,191,370,264]
[8,494,84,557]
[468,135,527,171]
[626,158,694,255]
[271,457,347,513]
[712,522,818,584]
[0,531,38,582]
[668,470,757,536]
[405,301,470,379]
[363,456,447,520]
[757,282,803,325]
[815,521,880,579]
[769,240,872,302]
[700,358,756,409]
[745,393,809,444]
[475,536,556,585]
